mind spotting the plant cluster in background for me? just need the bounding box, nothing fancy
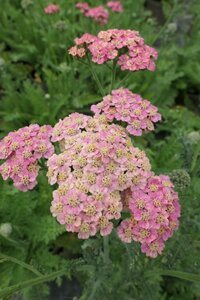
[0,0,200,299]
[76,1,123,25]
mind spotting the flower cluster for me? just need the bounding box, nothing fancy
[107,1,123,12]
[47,113,152,239]
[118,175,180,257]
[91,88,161,136]
[44,4,60,14]
[0,125,54,192]
[68,29,158,72]
[76,3,109,25]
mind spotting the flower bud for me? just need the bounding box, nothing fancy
[0,223,12,237]
[170,169,191,191]
[21,0,33,9]
[186,131,200,145]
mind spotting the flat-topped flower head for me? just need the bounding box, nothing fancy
[44,4,60,14]
[107,1,123,12]
[49,113,152,239]
[69,29,158,72]
[76,2,90,13]
[91,88,161,136]
[76,3,109,25]
[0,125,54,191]
[117,174,180,257]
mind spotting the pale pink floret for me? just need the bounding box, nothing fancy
[141,240,165,257]
[44,4,60,14]
[117,219,134,243]
[78,222,97,239]
[107,1,123,12]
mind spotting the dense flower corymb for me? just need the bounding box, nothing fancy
[117,175,180,257]
[48,113,152,239]
[69,29,158,72]
[107,1,123,12]
[44,4,60,14]
[76,3,109,25]
[0,125,54,191]
[91,88,161,136]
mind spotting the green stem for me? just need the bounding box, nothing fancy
[86,53,105,97]
[0,253,42,277]
[88,280,101,300]
[103,236,110,264]
[116,72,132,88]
[110,60,117,93]
[151,0,178,45]
[0,269,66,298]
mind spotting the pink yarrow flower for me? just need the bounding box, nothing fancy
[48,113,152,240]
[44,4,60,14]
[107,1,123,12]
[0,125,54,192]
[117,175,180,257]
[91,88,161,136]
[69,29,158,72]
[76,3,109,25]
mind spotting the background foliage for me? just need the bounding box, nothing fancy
[0,0,200,299]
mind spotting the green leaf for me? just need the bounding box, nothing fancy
[0,269,67,298]
[152,270,200,282]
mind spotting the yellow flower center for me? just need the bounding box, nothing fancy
[141,212,150,221]
[38,144,47,153]
[76,182,88,193]
[58,172,67,182]
[57,185,68,196]
[10,142,19,150]
[85,205,96,216]
[131,120,140,129]
[68,197,79,207]
[150,242,158,251]
[136,199,145,209]
[65,215,75,224]
[149,184,158,192]
[80,223,89,233]
[27,163,37,172]
[167,205,175,213]
[93,192,104,201]
[140,229,150,238]
[66,128,76,136]
[102,175,111,187]
[23,151,32,159]
[134,109,142,116]
[101,147,109,156]
[99,217,108,229]
[153,199,161,207]
[118,173,127,186]
[55,203,63,213]
[87,143,97,153]
[156,214,165,223]
[87,174,96,185]
[21,176,30,185]
[77,157,87,167]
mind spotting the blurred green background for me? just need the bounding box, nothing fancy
[0,0,200,299]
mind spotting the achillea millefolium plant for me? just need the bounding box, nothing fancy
[0,29,180,259]
[0,1,200,299]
